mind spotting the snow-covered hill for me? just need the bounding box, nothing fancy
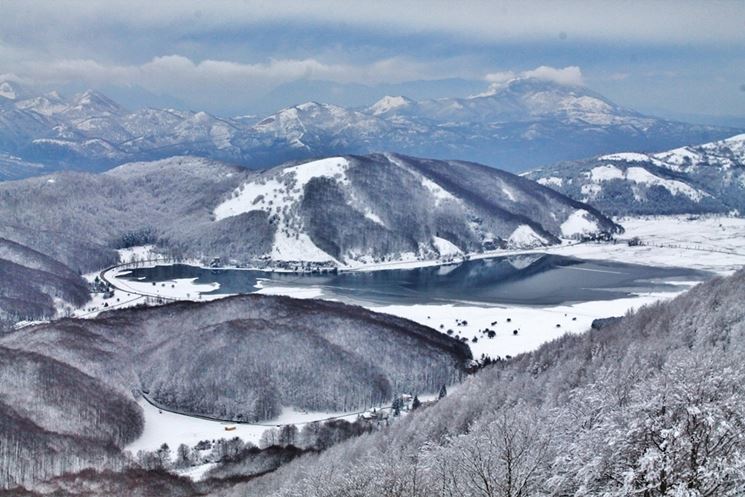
[0,78,736,180]
[0,153,619,275]
[0,293,470,488]
[526,134,745,216]
[0,238,89,327]
[211,153,620,266]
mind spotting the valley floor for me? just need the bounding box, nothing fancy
[127,399,362,455]
[552,215,745,274]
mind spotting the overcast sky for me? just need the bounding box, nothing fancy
[1,0,743,120]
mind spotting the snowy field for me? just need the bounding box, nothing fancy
[107,271,224,301]
[253,282,695,360]
[126,398,368,481]
[345,216,745,274]
[126,399,361,455]
[369,289,692,360]
[553,215,745,275]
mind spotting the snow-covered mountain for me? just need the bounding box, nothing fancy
[526,133,745,216]
[212,153,620,266]
[0,153,619,274]
[0,78,737,180]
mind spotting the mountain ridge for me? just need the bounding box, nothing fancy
[0,77,737,180]
[0,153,619,282]
[527,133,745,215]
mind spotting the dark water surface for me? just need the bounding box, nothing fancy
[119,254,709,306]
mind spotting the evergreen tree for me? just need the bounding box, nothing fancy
[392,396,402,416]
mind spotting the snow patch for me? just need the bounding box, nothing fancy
[501,187,516,201]
[363,209,385,226]
[561,209,599,237]
[599,152,652,162]
[507,225,549,248]
[537,176,563,187]
[118,245,159,264]
[625,167,706,201]
[284,156,349,188]
[272,232,336,262]
[590,164,624,181]
[0,82,17,100]
[420,176,457,204]
[213,178,285,221]
[581,183,602,199]
[433,236,462,257]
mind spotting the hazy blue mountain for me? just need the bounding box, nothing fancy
[0,78,737,180]
[526,133,745,216]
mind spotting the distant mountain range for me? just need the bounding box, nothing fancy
[526,133,745,216]
[0,78,737,180]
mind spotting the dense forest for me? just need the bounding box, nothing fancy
[0,294,468,489]
[0,238,90,328]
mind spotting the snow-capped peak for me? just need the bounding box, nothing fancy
[649,133,745,172]
[369,95,412,115]
[70,89,122,114]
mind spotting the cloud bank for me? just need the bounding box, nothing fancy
[484,66,584,89]
[2,0,743,45]
[0,1,741,116]
[4,54,465,112]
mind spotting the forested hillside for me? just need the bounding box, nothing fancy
[0,294,469,489]
[0,238,90,329]
[0,346,142,490]
[0,153,618,276]
[207,269,745,497]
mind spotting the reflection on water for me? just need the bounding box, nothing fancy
[119,254,709,306]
